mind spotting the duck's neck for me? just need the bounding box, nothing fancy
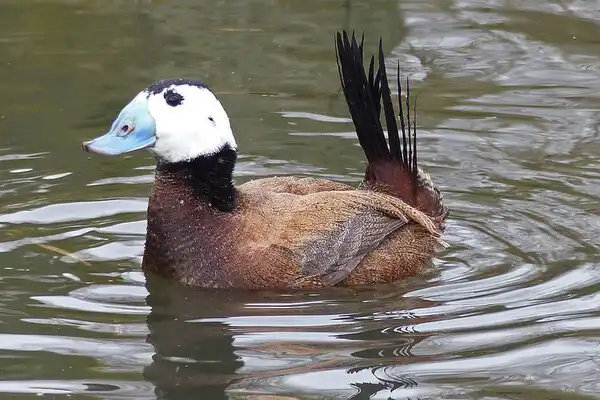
[156,145,237,212]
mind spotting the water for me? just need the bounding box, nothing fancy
[0,0,599,398]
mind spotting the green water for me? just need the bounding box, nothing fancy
[0,0,599,399]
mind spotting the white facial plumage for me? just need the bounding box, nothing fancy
[144,84,237,163]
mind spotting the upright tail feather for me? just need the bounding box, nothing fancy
[335,30,448,222]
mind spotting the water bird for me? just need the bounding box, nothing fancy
[82,30,449,289]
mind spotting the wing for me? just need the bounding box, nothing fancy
[264,189,439,286]
[239,176,353,195]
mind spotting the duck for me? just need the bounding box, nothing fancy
[82,30,449,289]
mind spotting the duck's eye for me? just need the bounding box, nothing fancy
[164,91,184,107]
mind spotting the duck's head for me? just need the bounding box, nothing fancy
[83,79,237,163]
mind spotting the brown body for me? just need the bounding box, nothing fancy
[143,170,446,289]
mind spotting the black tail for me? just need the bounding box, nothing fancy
[335,30,418,186]
[335,30,447,221]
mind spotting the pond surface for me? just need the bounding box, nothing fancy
[1,0,600,399]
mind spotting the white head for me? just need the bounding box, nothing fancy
[82,79,238,163]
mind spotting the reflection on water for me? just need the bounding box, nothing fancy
[0,0,600,399]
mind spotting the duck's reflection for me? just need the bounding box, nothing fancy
[143,276,244,399]
[142,275,438,399]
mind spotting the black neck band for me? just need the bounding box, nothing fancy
[157,145,237,212]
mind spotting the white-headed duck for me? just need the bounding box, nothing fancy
[82,31,448,289]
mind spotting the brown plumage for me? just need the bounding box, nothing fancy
[83,30,449,289]
[142,31,448,289]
